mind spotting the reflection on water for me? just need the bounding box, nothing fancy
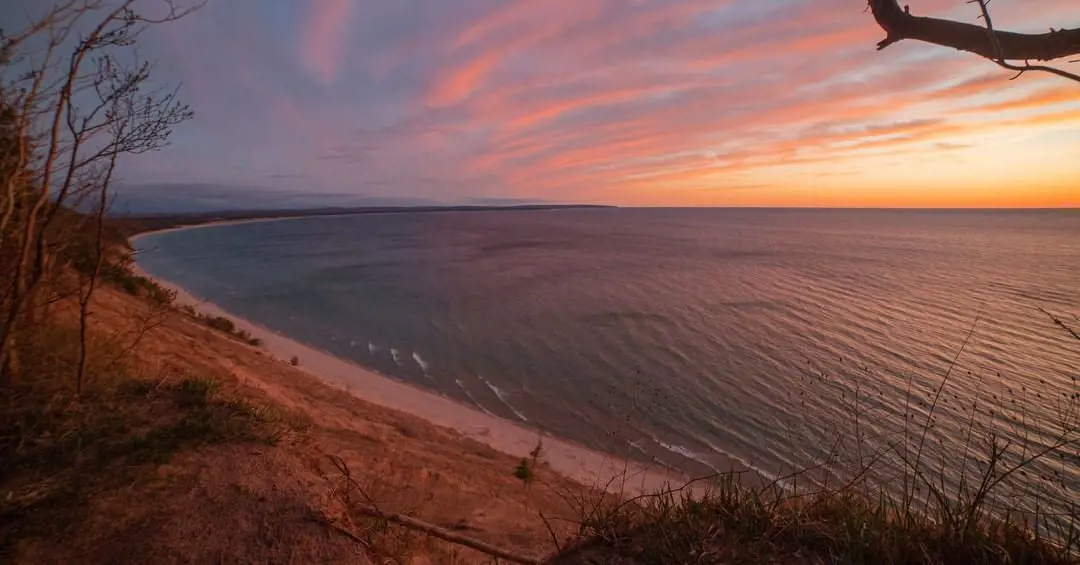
[137,208,1080,506]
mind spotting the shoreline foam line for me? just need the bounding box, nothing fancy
[131,224,750,495]
[477,374,530,422]
[455,379,499,418]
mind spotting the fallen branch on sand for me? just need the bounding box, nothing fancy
[324,454,541,565]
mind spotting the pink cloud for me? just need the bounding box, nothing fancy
[300,0,356,86]
[139,0,1080,206]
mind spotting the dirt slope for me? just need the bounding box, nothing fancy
[4,287,595,564]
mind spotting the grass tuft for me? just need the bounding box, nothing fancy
[172,375,219,407]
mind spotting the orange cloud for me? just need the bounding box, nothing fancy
[427,49,502,107]
[963,86,1080,114]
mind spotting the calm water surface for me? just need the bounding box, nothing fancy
[136,209,1080,497]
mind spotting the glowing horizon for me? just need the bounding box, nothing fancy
[14,0,1079,208]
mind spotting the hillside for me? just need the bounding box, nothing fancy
[3,238,1077,564]
[1,275,601,563]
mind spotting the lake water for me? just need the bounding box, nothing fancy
[136,208,1080,505]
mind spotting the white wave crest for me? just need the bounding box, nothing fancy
[647,433,719,473]
[455,379,497,417]
[412,352,429,374]
[478,375,528,422]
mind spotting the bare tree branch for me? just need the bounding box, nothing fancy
[1,0,198,387]
[868,0,1080,83]
[325,454,542,564]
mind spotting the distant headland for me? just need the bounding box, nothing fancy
[116,204,617,234]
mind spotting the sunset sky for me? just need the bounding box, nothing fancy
[11,1,1080,207]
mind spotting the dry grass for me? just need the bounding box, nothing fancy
[0,317,296,558]
[5,293,1076,565]
[554,472,1077,564]
[547,317,1080,564]
[4,230,1077,564]
[0,282,586,563]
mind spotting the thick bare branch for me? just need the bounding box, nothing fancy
[325,454,542,564]
[868,0,1080,61]
[868,0,1080,84]
[967,1,1080,84]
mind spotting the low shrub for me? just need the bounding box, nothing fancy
[192,314,263,347]
[199,315,236,334]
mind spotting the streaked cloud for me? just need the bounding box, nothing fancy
[85,0,1080,206]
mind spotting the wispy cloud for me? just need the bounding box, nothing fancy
[123,0,1080,206]
[300,0,356,86]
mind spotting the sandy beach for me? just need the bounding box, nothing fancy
[131,221,695,496]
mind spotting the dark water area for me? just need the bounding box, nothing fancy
[136,208,1080,498]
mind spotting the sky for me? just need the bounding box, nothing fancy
[6,0,1080,207]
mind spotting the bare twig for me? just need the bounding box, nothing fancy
[970,0,1080,83]
[309,512,370,548]
[905,315,979,518]
[1039,307,1080,341]
[538,509,563,553]
[0,0,197,386]
[351,505,542,565]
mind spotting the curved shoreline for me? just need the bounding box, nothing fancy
[131,220,703,494]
